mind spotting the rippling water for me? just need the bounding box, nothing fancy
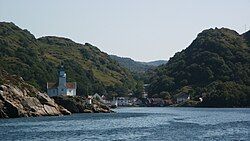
[0,107,249,141]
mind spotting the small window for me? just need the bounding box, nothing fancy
[61,89,64,91]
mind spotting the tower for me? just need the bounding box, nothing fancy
[57,65,67,95]
[58,65,66,86]
[47,65,77,97]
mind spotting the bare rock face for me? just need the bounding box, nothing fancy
[0,71,71,118]
[53,96,113,113]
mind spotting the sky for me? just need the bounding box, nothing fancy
[0,0,250,62]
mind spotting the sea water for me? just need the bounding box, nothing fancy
[0,107,249,141]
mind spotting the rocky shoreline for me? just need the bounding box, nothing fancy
[0,70,70,118]
[53,96,113,113]
[0,71,112,119]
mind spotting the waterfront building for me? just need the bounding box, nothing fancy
[117,97,132,106]
[47,66,77,96]
[176,93,190,103]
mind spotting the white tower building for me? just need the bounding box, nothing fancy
[47,65,77,97]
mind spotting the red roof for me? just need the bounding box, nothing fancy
[47,82,76,89]
[66,82,76,89]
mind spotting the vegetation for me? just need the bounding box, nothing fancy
[110,55,167,95]
[1,22,249,107]
[142,60,168,66]
[0,22,138,97]
[110,55,167,73]
[148,28,250,107]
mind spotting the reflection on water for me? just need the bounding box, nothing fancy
[0,107,249,141]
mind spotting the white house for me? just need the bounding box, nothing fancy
[130,97,142,106]
[92,93,105,103]
[47,66,77,97]
[142,91,148,99]
[111,97,118,107]
[176,93,190,103]
[117,97,132,106]
[142,84,149,98]
[86,95,92,105]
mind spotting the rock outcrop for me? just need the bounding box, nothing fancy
[53,96,113,113]
[0,70,71,118]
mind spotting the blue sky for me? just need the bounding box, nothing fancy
[0,0,249,61]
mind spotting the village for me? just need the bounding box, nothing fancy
[46,66,196,108]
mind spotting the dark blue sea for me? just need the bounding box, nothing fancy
[0,107,249,141]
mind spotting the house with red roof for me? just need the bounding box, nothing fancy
[47,66,77,96]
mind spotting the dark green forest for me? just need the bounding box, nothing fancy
[148,28,250,107]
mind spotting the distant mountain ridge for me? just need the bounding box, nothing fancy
[142,60,168,66]
[110,55,167,72]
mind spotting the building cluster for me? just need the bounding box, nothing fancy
[86,94,143,107]
[46,66,196,107]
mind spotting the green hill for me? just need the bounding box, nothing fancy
[148,28,250,107]
[143,60,167,67]
[110,55,167,73]
[110,55,152,72]
[0,22,137,97]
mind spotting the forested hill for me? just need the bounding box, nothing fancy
[143,60,168,67]
[0,22,137,97]
[148,28,250,107]
[110,55,167,72]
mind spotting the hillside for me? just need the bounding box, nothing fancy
[142,60,168,67]
[148,28,250,107]
[0,22,137,97]
[110,55,152,72]
[110,55,167,72]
